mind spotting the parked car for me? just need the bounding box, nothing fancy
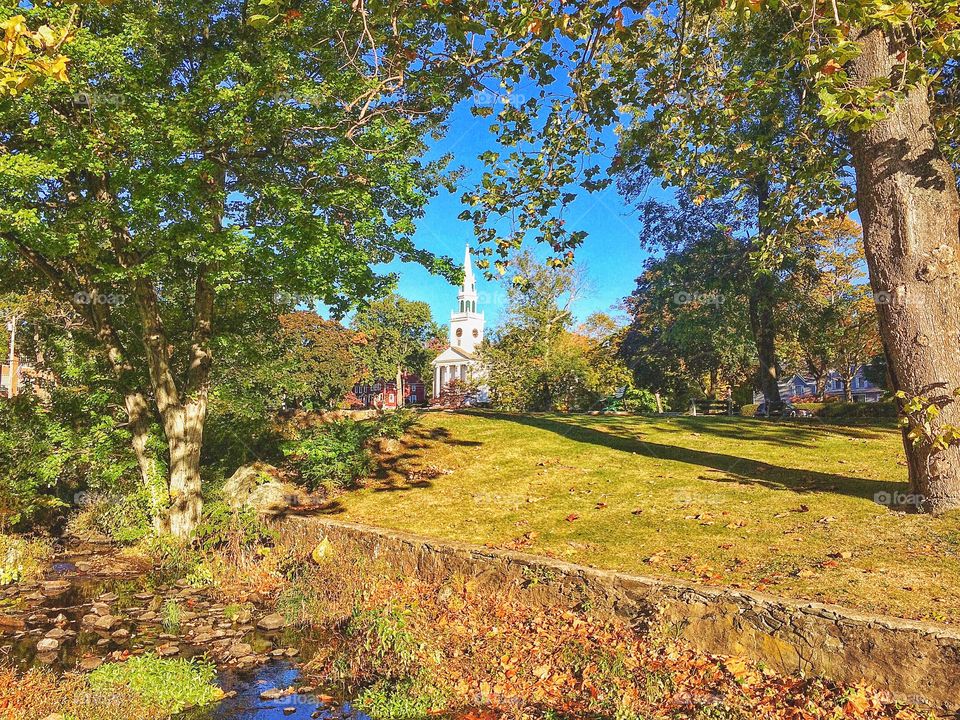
[754,401,813,419]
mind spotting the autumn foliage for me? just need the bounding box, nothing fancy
[294,546,931,720]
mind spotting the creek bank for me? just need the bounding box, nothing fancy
[280,515,960,713]
[0,545,313,688]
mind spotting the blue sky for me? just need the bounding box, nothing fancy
[374,101,669,330]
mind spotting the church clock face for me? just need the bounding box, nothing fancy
[455,328,463,337]
[472,329,479,338]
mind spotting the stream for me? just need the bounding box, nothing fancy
[0,546,373,719]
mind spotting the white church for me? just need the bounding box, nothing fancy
[431,246,489,402]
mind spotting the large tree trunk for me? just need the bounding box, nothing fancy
[748,273,782,404]
[848,26,960,512]
[123,391,168,531]
[164,402,206,538]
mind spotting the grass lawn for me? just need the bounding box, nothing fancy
[326,410,960,626]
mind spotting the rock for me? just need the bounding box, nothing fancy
[156,643,180,657]
[284,708,297,716]
[260,687,293,700]
[227,642,254,659]
[91,602,111,616]
[222,462,305,516]
[235,655,259,668]
[97,592,119,603]
[111,628,130,640]
[0,615,25,630]
[44,628,66,639]
[36,638,60,652]
[94,615,119,631]
[283,647,299,657]
[41,581,71,596]
[78,656,103,671]
[257,613,286,631]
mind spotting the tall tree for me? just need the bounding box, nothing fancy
[352,294,442,406]
[0,1,470,535]
[621,212,756,407]
[460,1,960,511]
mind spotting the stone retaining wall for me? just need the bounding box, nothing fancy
[281,516,960,712]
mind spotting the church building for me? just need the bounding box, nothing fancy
[431,246,488,402]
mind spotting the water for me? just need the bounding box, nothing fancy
[0,552,370,720]
[182,662,371,720]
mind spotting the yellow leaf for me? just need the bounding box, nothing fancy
[310,537,333,564]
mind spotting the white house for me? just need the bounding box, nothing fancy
[431,246,488,401]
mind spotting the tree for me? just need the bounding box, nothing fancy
[351,294,443,406]
[620,217,756,409]
[460,1,960,511]
[790,218,881,401]
[276,313,362,411]
[0,11,73,96]
[481,251,599,411]
[0,1,470,536]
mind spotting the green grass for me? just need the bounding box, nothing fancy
[88,655,222,714]
[330,410,960,625]
[160,598,182,634]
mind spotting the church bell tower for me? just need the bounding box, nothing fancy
[449,245,484,354]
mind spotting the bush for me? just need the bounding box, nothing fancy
[0,534,52,585]
[819,400,897,419]
[67,490,152,544]
[0,391,140,532]
[88,655,222,715]
[741,400,897,419]
[623,389,660,414]
[192,500,276,553]
[370,408,418,440]
[282,419,374,491]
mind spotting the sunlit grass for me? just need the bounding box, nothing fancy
[334,410,960,625]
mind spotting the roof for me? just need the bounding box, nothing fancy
[432,346,479,364]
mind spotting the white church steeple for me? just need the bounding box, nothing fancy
[449,245,484,353]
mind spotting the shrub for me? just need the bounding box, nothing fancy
[0,390,137,532]
[282,419,374,491]
[88,655,222,715]
[370,408,418,440]
[354,678,446,720]
[819,400,897,419]
[67,490,152,544]
[0,666,167,720]
[623,389,660,414]
[192,500,276,554]
[0,534,52,585]
[138,534,203,579]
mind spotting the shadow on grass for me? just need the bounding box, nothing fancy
[476,411,901,502]
[593,414,897,449]
[372,425,481,493]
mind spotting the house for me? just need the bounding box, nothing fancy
[0,355,22,398]
[753,366,884,404]
[431,245,490,403]
[352,372,427,410]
